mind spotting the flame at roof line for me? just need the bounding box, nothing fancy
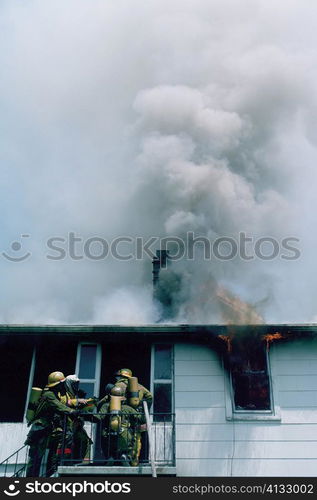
[262,332,286,350]
[217,331,290,353]
[216,286,265,326]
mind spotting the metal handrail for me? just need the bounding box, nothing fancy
[13,465,27,477]
[0,445,28,477]
[59,411,175,469]
[0,445,27,466]
[0,412,175,477]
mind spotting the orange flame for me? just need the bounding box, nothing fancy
[262,332,284,350]
[216,286,264,325]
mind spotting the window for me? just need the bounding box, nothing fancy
[231,344,271,411]
[225,339,280,421]
[75,343,101,398]
[151,344,174,421]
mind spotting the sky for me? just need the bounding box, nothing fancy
[1,0,317,324]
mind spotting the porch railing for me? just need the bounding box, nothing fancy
[59,411,176,468]
[0,445,29,477]
[0,412,175,477]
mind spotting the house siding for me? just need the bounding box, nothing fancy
[175,339,317,476]
[175,343,231,476]
[0,423,28,463]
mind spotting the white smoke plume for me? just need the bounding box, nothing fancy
[1,0,317,323]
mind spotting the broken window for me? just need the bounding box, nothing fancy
[229,340,271,412]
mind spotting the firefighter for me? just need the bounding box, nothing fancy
[114,368,153,410]
[114,368,153,466]
[25,371,79,477]
[63,375,94,463]
[99,386,141,466]
[96,374,117,413]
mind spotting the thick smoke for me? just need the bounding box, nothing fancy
[1,0,317,323]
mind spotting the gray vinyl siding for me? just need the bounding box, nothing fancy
[0,423,28,463]
[175,343,229,476]
[174,339,317,477]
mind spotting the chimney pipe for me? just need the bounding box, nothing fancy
[152,250,169,289]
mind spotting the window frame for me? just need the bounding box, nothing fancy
[225,349,281,421]
[75,342,102,398]
[151,343,174,419]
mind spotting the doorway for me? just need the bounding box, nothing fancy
[93,340,151,463]
[99,341,151,399]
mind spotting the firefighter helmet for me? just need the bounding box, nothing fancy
[47,371,66,387]
[119,368,132,378]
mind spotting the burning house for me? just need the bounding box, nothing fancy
[1,254,317,478]
[1,0,317,481]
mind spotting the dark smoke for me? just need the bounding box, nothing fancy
[1,0,316,324]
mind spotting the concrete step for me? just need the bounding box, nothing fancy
[57,465,176,476]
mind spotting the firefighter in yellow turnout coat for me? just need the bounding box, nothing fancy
[114,369,153,466]
[98,386,142,465]
[25,372,78,477]
[62,375,94,463]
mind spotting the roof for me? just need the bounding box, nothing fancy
[0,324,316,348]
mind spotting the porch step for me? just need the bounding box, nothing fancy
[57,465,176,476]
